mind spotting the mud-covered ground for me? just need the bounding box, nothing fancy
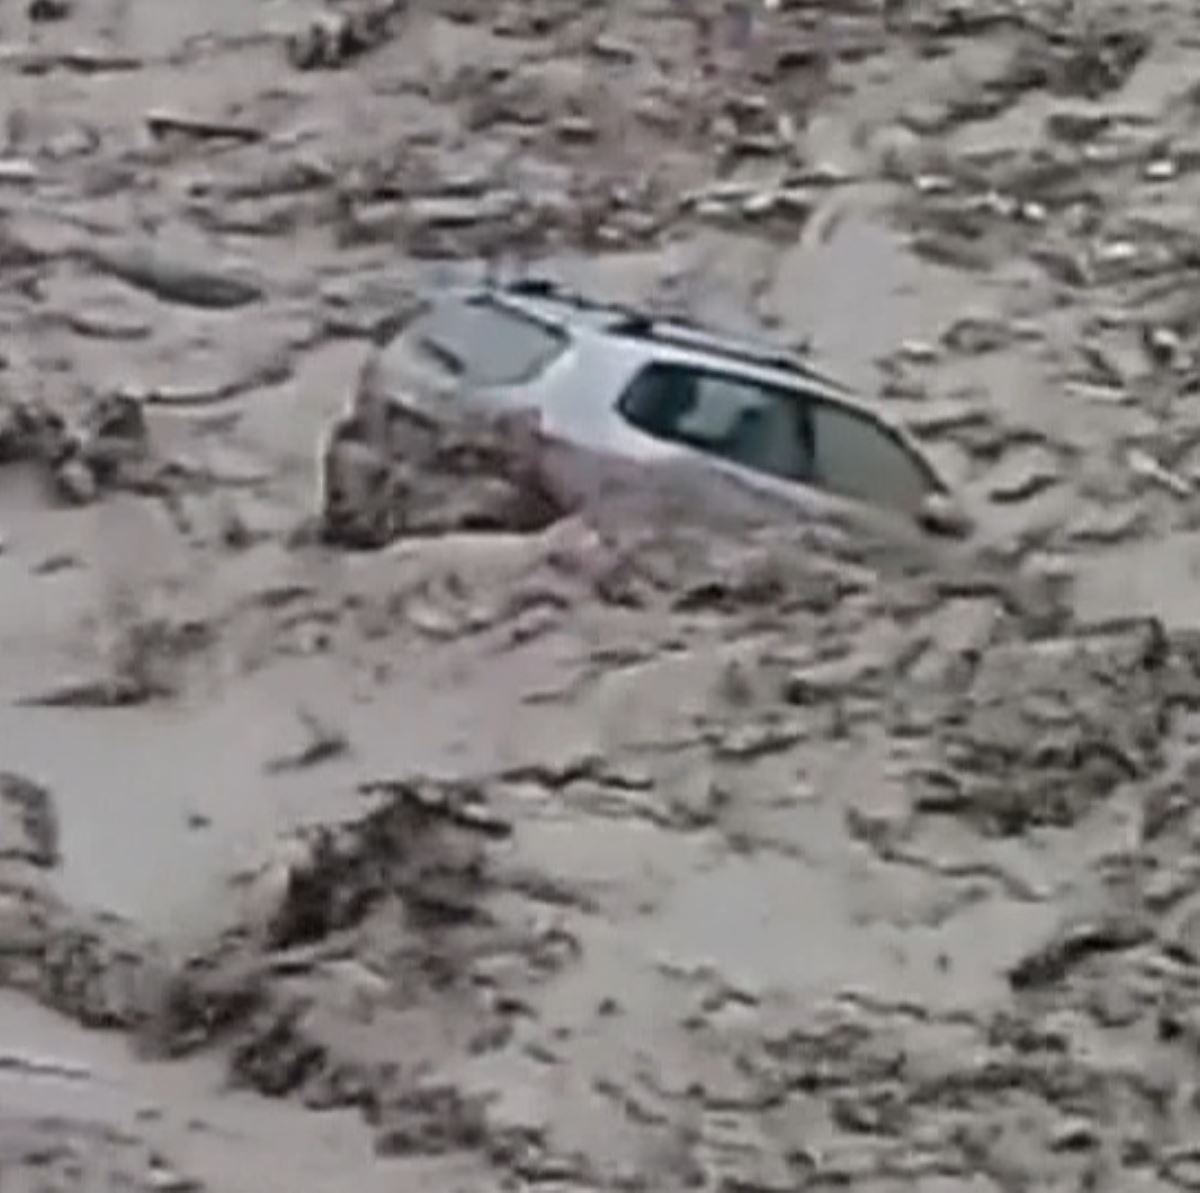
[8,0,1200,1189]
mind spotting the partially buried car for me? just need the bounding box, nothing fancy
[332,277,971,542]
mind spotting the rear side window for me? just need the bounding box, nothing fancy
[809,400,936,515]
[618,363,816,482]
[406,295,566,386]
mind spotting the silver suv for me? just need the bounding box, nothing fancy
[356,278,970,539]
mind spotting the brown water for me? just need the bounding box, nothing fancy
[4,1,1200,1189]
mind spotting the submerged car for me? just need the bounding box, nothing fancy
[354,278,971,540]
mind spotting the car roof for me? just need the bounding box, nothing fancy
[460,280,923,429]
[460,279,848,389]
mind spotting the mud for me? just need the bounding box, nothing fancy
[8,0,1200,1190]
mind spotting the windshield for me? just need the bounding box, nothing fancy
[405,295,567,387]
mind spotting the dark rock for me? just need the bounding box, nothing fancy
[80,393,149,483]
[374,1084,487,1156]
[318,402,566,549]
[229,1004,328,1096]
[285,3,400,71]
[0,398,70,465]
[38,911,168,1028]
[1009,915,1151,991]
[0,772,58,867]
[985,445,1063,504]
[28,0,71,20]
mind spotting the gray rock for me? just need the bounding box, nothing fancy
[1067,504,1146,546]
[407,191,521,229]
[0,872,52,957]
[319,422,400,548]
[78,240,264,309]
[1048,1116,1099,1152]
[54,455,99,505]
[901,399,993,438]
[0,772,59,868]
[38,911,168,1029]
[986,446,1063,504]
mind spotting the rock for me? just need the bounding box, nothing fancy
[39,911,169,1028]
[374,1083,488,1156]
[901,399,993,438]
[1141,324,1185,370]
[82,392,146,444]
[941,315,1018,355]
[1049,1116,1100,1152]
[1162,900,1200,964]
[0,398,70,464]
[0,873,53,957]
[666,770,728,829]
[80,393,149,482]
[1066,504,1146,546]
[715,721,805,760]
[406,191,521,229]
[285,4,397,70]
[783,655,875,704]
[226,1004,328,1097]
[239,778,504,952]
[28,0,71,20]
[53,454,99,504]
[144,1162,202,1192]
[318,419,402,548]
[590,34,636,61]
[555,115,596,141]
[985,445,1063,504]
[1128,448,1192,497]
[77,240,264,309]
[899,99,955,136]
[869,124,946,181]
[0,772,59,867]
[318,402,567,549]
[1162,1147,1200,1191]
[695,1108,794,1193]
[1009,916,1151,991]
[1044,110,1112,144]
[844,775,914,855]
[1009,21,1150,101]
[1086,980,1140,1029]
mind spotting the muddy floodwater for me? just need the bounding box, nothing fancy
[8,1,1200,1190]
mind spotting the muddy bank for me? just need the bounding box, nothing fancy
[7,498,1200,1187]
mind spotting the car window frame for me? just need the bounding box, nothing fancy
[615,357,945,503]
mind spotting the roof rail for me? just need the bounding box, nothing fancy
[503,277,562,298]
[498,280,844,390]
[500,277,646,324]
[611,313,840,386]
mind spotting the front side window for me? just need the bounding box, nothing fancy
[403,295,567,387]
